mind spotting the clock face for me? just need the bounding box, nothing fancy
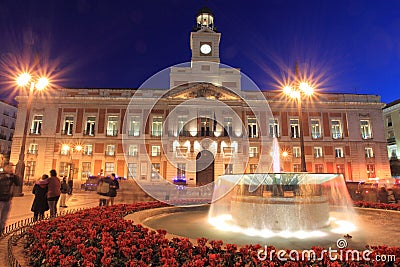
[200,43,212,55]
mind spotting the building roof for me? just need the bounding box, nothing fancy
[384,98,400,109]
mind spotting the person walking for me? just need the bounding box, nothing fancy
[59,177,68,208]
[31,174,49,221]
[0,164,21,233]
[46,170,61,218]
[107,173,120,206]
[97,175,112,206]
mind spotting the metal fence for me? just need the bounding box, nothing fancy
[1,208,87,267]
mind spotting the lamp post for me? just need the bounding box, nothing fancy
[15,73,49,195]
[283,75,314,172]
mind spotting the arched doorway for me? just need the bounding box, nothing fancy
[196,150,214,186]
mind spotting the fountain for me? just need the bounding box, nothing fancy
[208,173,355,236]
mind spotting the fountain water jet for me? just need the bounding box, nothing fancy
[209,173,357,238]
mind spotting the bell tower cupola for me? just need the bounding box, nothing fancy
[190,6,221,63]
[195,6,216,31]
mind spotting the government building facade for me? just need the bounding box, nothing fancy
[10,8,391,186]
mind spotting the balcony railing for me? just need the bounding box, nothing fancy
[332,133,343,139]
[61,130,73,136]
[106,130,118,137]
[311,133,322,139]
[105,151,116,157]
[151,131,162,137]
[83,130,95,136]
[249,152,259,158]
[361,134,373,140]
[82,151,93,156]
[128,151,138,157]
[387,137,396,145]
[151,152,161,157]
[27,150,38,155]
[128,130,140,137]
[29,129,41,135]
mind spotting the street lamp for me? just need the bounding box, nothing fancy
[14,73,49,196]
[283,81,314,172]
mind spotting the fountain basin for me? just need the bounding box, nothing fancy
[231,195,330,230]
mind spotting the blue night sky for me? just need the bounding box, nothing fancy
[1,0,400,104]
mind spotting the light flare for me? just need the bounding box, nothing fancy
[16,73,31,87]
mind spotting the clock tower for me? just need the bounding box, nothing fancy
[170,6,241,91]
[190,7,221,63]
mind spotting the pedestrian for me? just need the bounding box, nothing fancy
[387,188,397,204]
[377,186,388,204]
[31,174,49,221]
[0,164,21,233]
[45,170,61,218]
[59,177,68,208]
[97,175,112,206]
[67,179,73,195]
[107,173,120,206]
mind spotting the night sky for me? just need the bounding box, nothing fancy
[1,0,400,104]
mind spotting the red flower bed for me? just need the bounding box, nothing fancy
[353,201,400,211]
[24,202,400,266]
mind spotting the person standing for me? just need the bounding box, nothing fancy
[0,164,21,233]
[31,174,49,221]
[107,173,120,206]
[46,170,61,218]
[97,175,112,206]
[67,179,73,195]
[59,177,68,208]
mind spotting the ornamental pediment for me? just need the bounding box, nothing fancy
[165,83,240,101]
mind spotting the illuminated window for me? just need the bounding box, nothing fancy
[128,145,138,156]
[152,146,161,156]
[26,161,36,178]
[311,119,321,139]
[249,164,257,174]
[151,116,163,137]
[331,120,342,139]
[105,145,115,156]
[386,115,392,127]
[151,163,160,179]
[128,163,137,179]
[366,164,375,178]
[83,145,93,156]
[106,116,118,136]
[335,147,344,158]
[269,118,279,137]
[224,117,233,136]
[360,120,372,139]
[290,119,300,138]
[85,116,96,136]
[249,147,258,158]
[81,162,91,179]
[28,143,38,155]
[293,147,301,158]
[365,147,374,158]
[177,163,186,178]
[63,116,74,135]
[336,164,345,174]
[248,118,258,138]
[314,147,323,158]
[225,164,233,174]
[315,164,324,173]
[31,115,42,134]
[105,162,115,173]
[129,116,141,136]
